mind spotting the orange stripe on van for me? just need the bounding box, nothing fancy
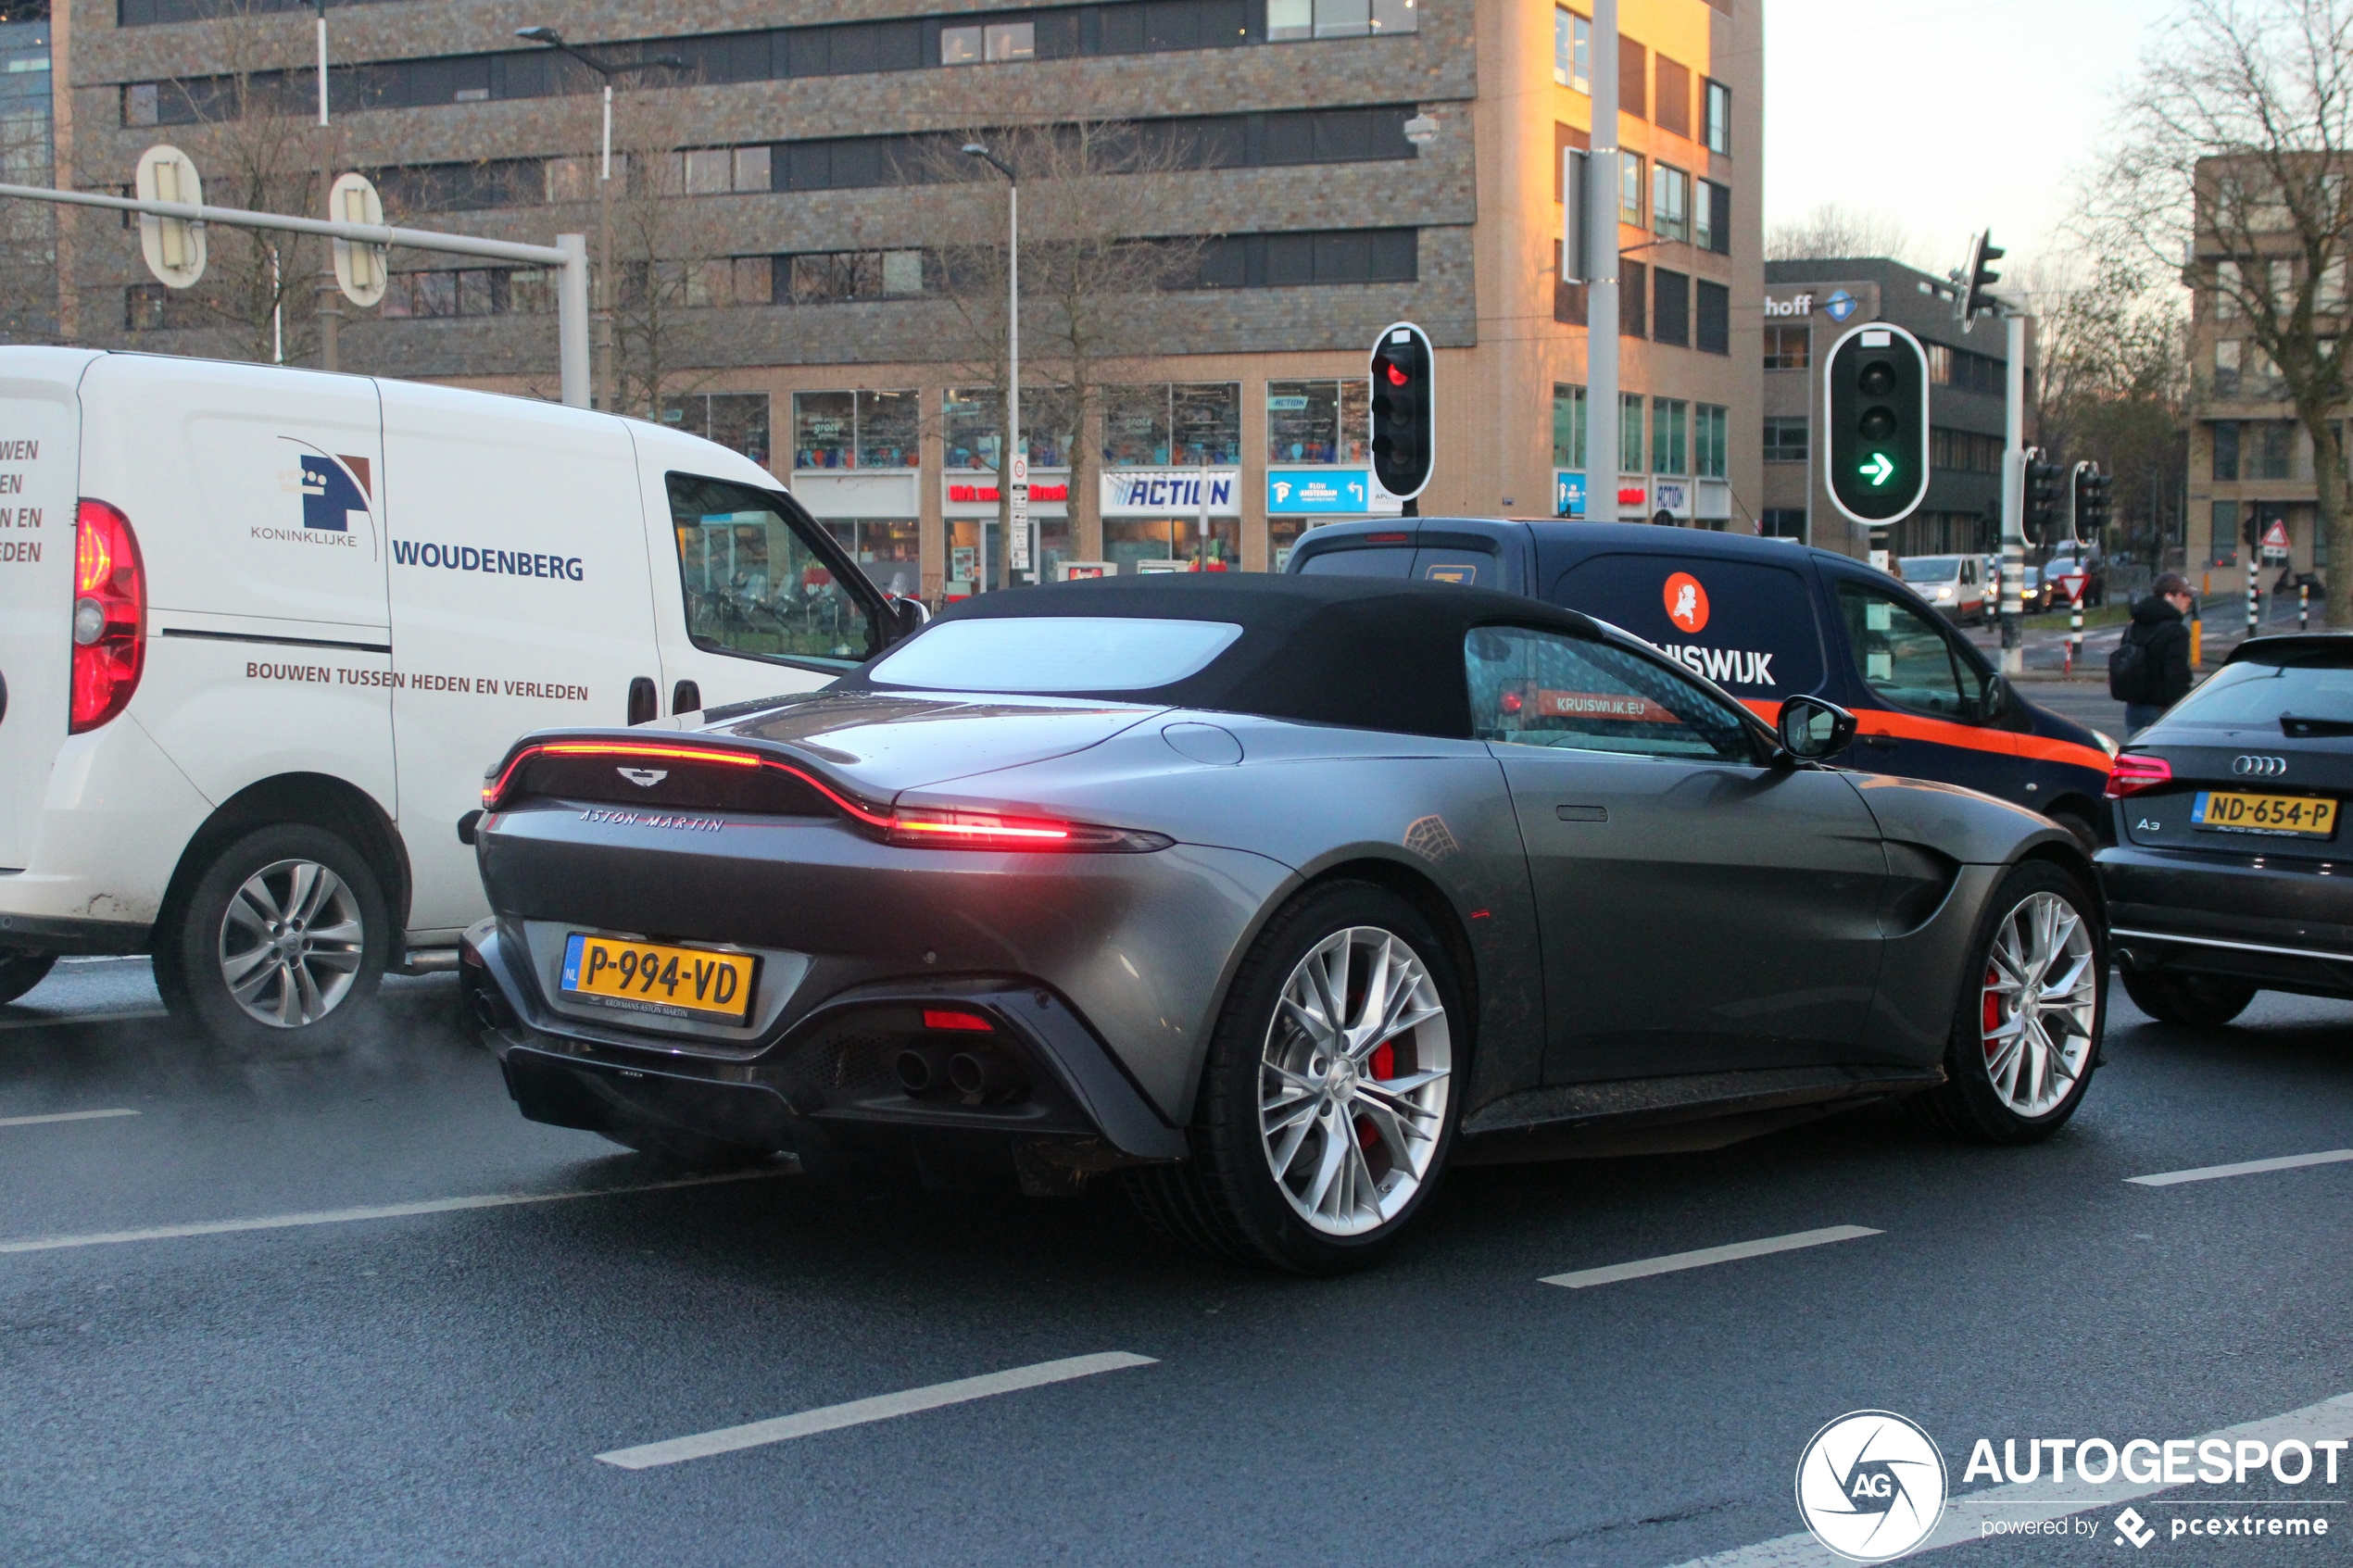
[1739,698,2112,777]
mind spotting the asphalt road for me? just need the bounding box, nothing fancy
[2,959,2347,1567]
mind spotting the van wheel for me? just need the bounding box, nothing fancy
[0,952,56,1005]
[157,824,388,1051]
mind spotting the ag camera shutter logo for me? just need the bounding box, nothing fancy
[1794,1411,1948,1562]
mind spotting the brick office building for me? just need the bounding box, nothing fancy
[48,0,1761,596]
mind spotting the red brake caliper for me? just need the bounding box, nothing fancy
[1356,1041,1397,1149]
[1982,964,2002,1054]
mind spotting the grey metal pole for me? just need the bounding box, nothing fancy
[313,3,340,373]
[1998,309,2025,673]
[598,81,614,414]
[556,232,590,409]
[1004,180,1019,591]
[1585,0,1618,522]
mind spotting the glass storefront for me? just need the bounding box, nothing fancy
[661,393,773,469]
[1103,383,1242,466]
[793,390,918,469]
[1106,516,1241,573]
[1265,379,1370,464]
[822,519,923,597]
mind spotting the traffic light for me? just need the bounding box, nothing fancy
[1369,320,1435,504]
[1955,230,2003,332]
[2024,449,2063,541]
[1823,320,1930,525]
[2071,461,2111,540]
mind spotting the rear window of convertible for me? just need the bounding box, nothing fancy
[868,617,1245,692]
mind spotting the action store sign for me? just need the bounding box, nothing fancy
[1101,470,1239,517]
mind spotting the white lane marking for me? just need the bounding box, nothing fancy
[0,1009,170,1033]
[1661,1390,2353,1566]
[2128,1148,2353,1187]
[0,1169,783,1255]
[597,1351,1160,1470]
[0,1108,140,1129]
[1541,1225,1881,1290]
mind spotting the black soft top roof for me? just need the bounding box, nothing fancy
[832,572,1610,738]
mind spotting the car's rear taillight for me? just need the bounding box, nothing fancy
[69,498,145,733]
[886,805,1170,853]
[2105,752,2173,798]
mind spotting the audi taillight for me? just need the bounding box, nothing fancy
[2105,752,2172,798]
[69,498,145,733]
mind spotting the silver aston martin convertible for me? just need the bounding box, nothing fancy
[462,573,2107,1273]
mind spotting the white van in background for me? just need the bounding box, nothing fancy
[0,348,915,1047]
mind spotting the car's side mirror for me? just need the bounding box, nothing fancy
[1967,671,2010,722]
[1775,694,1858,762]
[886,596,928,645]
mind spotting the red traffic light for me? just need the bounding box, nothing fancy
[1384,359,1410,386]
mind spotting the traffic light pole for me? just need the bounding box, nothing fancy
[1998,307,2026,675]
[1583,0,1617,522]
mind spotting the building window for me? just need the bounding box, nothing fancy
[1652,398,1689,475]
[1704,80,1730,154]
[1764,417,1808,464]
[777,249,930,303]
[1695,179,1730,254]
[2214,339,2241,397]
[661,393,773,467]
[1194,229,1416,289]
[1621,258,1646,336]
[1620,393,1646,472]
[1764,325,1809,370]
[1553,383,1587,469]
[1618,152,1643,223]
[1695,279,1729,355]
[1762,509,1805,540]
[1554,7,1590,91]
[2212,420,2240,482]
[2256,420,2296,480]
[793,389,919,470]
[941,19,1037,63]
[1695,403,1728,478]
[1268,0,1416,41]
[1653,268,1689,347]
[1267,379,1371,465]
[1654,56,1690,138]
[1102,383,1241,465]
[1653,164,1689,242]
[1619,39,1647,119]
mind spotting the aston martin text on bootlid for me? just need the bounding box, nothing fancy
[462,574,2108,1273]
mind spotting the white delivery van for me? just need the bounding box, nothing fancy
[0,348,918,1045]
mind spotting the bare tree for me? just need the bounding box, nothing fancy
[1764,201,1914,265]
[918,102,1207,584]
[0,81,58,343]
[603,94,736,421]
[2090,0,2353,621]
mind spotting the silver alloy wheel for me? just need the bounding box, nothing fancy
[217,858,367,1028]
[1259,924,1452,1236]
[1979,889,2097,1118]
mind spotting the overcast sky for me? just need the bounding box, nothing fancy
[1761,0,2173,278]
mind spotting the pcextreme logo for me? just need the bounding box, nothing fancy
[263,441,377,557]
[1794,1411,1948,1562]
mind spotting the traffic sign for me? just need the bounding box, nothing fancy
[328,172,387,307]
[133,144,206,289]
[2059,571,2088,607]
[2262,518,2291,551]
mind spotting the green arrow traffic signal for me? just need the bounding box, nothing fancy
[1860,452,1895,486]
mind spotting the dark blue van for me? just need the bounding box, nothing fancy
[1288,518,2118,847]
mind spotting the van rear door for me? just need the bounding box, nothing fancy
[377,383,661,935]
[1548,550,1831,714]
[0,349,94,871]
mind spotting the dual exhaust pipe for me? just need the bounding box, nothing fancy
[895,1041,1028,1104]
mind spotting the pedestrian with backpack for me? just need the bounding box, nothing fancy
[2109,571,2196,735]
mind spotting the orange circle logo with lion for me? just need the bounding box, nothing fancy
[1663,571,1710,633]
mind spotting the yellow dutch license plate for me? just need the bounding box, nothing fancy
[2190,790,2339,838]
[560,933,758,1023]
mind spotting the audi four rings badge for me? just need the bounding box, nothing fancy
[2232,756,2288,777]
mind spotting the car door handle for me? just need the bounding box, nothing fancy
[1861,735,1899,750]
[1555,805,1608,822]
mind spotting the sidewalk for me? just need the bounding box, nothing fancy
[1962,595,2328,677]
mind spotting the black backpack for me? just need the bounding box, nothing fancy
[2108,623,2156,704]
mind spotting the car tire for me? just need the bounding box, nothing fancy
[0,951,57,1005]
[1126,882,1465,1274]
[2120,971,2256,1028]
[2047,809,2098,855]
[1909,859,2105,1145]
[156,824,388,1052]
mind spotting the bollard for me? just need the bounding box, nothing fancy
[2070,597,2082,673]
[2248,552,2259,636]
[2301,581,2309,631]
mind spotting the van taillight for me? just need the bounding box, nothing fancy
[69,498,145,733]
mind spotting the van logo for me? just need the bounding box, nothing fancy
[1664,571,1710,633]
[2232,755,2287,777]
[617,768,669,787]
[263,442,378,558]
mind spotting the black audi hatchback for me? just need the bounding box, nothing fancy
[2099,633,2353,1024]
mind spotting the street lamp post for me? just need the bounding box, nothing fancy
[964,143,1018,593]
[312,1,341,372]
[518,29,685,415]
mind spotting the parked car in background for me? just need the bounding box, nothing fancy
[2100,632,2353,1024]
[0,348,916,1039]
[2045,543,2108,608]
[2020,565,2052,615]
[1900,554,1988,623]
[1289,520,2116,849]
[465,574,2105,1273]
